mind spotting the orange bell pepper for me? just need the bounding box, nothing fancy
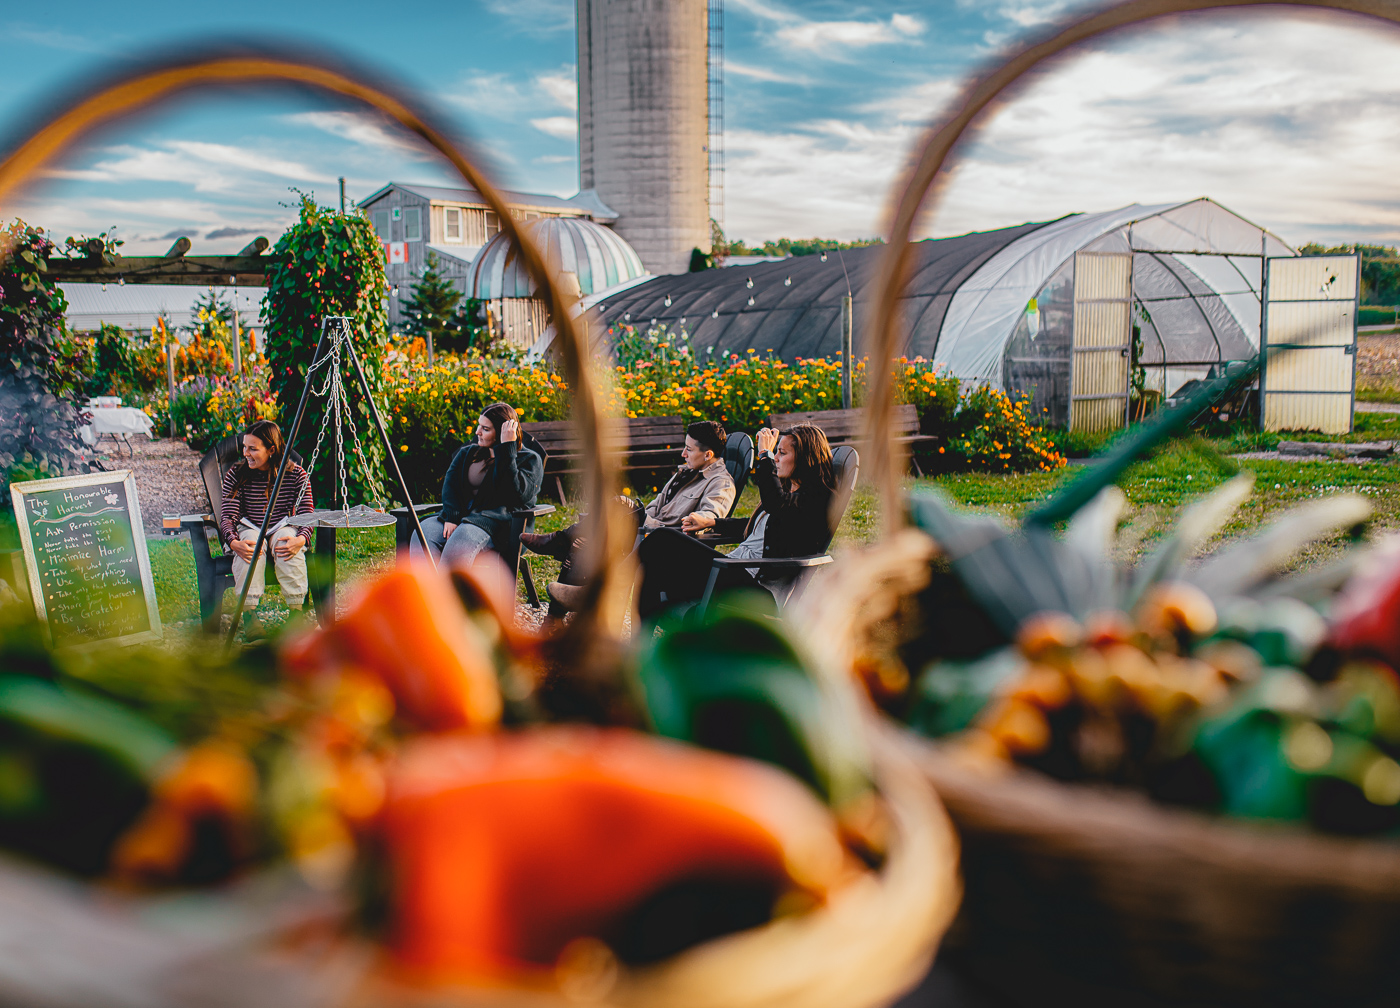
[320,562,502,733]
[379,726,852,985]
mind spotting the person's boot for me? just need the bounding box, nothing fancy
[520,530,573,559]
[546,581,588,613]
[241,609,265,641]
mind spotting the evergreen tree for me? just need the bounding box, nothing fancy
[402,253,463,355]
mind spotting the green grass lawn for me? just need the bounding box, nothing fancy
[148,440,1400,629]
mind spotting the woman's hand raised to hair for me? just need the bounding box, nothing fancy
[501,419,519,443]
[755,427,780,454]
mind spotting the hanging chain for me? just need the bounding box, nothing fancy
[304,317,378,516]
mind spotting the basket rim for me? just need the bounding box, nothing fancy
[911,735,1400,895]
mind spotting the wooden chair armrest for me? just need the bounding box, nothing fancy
[710,554,833,569]
[692,532,745,546]
[514,504,557,517]
[180,513,215,527]
[390,503,442,517]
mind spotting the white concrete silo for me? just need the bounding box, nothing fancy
[577,0,711,277]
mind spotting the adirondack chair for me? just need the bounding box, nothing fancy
[722,431,754,518]
[390,431,556,608]
[182,436,335,633]
[695,445,860,613]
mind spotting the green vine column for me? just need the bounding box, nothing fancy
[263,193,390,508]
[0,222,87,502]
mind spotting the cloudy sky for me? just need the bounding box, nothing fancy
[3,0,1400,258]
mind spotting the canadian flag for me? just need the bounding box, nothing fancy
[388,242,407,264]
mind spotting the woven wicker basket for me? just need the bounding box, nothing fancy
[912,743,1400,1006]
[0,46,961,1008]
[843,3,1400,1006]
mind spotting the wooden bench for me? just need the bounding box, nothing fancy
[766,404,938,476]
[523,415,689,502]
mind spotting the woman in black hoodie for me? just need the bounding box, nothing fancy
[411,401,544,566]
[628,423,837,619]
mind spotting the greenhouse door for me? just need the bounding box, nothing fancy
[1261,254,1359,435]
[1070,251,1133,433]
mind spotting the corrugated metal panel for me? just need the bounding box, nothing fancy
[1070,252,1131,433]
[1263,395,1351,434]
[1263,347,1353,392]
[491,298,551,350]
[1261,253,1357,435]
[1266,256,1358,302]
[1265,301,1354,347]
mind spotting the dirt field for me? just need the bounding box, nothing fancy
[1358,332,1400,400]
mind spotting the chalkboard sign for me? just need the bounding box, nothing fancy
[9,470,162,649]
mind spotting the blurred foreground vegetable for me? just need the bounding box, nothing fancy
[379,726,851,983]
[894,475,1400,836]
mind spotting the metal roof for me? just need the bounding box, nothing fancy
[470,217,647,299]
[358,182,615,219]
[579,221,1053,362]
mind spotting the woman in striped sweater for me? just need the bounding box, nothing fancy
[218,419,314,637]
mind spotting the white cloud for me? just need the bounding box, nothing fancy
[534,154,576,164]
[726,61,806,85]
[284,111,428,158]
[531,116,578,140]
[776,16,926,54]
[40,141,334,194]
[994,1,1075,28]
[482,0,573,34]
[731,0,925,56]
[537,67,578,111]
[721,16,1400,248]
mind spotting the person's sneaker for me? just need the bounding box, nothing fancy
[241,609,266,641]
[520,531,571,559]
[545,581,588,612]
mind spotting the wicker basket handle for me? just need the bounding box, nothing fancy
[862,0,1400,534]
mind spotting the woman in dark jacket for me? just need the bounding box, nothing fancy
[623,423,837,619]
[411,401,544,566]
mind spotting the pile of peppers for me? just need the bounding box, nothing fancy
[0,564,877,991]
[900,536,1400,836]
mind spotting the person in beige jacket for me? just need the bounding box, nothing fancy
[520,420,736,562]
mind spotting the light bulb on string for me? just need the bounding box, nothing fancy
[746,277,753,288]
[101,283,106,292]
[664,296,672,307]
[711,310,719,318]
[784,276,791,286]
[820,251,828,262]
[118,277,125,286]
[747,296,755,307]
[624,313,631,321]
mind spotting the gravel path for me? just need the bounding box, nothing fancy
[1357,401,1400,414]
[94,436,209,537]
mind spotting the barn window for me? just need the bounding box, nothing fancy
[404,206,422,241]
[445,207,462,241]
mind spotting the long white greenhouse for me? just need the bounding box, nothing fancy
[585,198,1360,432]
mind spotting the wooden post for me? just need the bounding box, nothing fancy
[841,294,853,410]
[339,177,346,213]
[229,293,241,376]
[166,340,177,438]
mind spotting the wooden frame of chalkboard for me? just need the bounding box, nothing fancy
[9,470,163,650]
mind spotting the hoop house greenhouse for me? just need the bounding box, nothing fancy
[582,199,1297,431]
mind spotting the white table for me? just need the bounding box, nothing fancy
[81,406,155,456]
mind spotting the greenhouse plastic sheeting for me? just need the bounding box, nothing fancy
[935,199,1294,389]
[577,221,1048,363]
